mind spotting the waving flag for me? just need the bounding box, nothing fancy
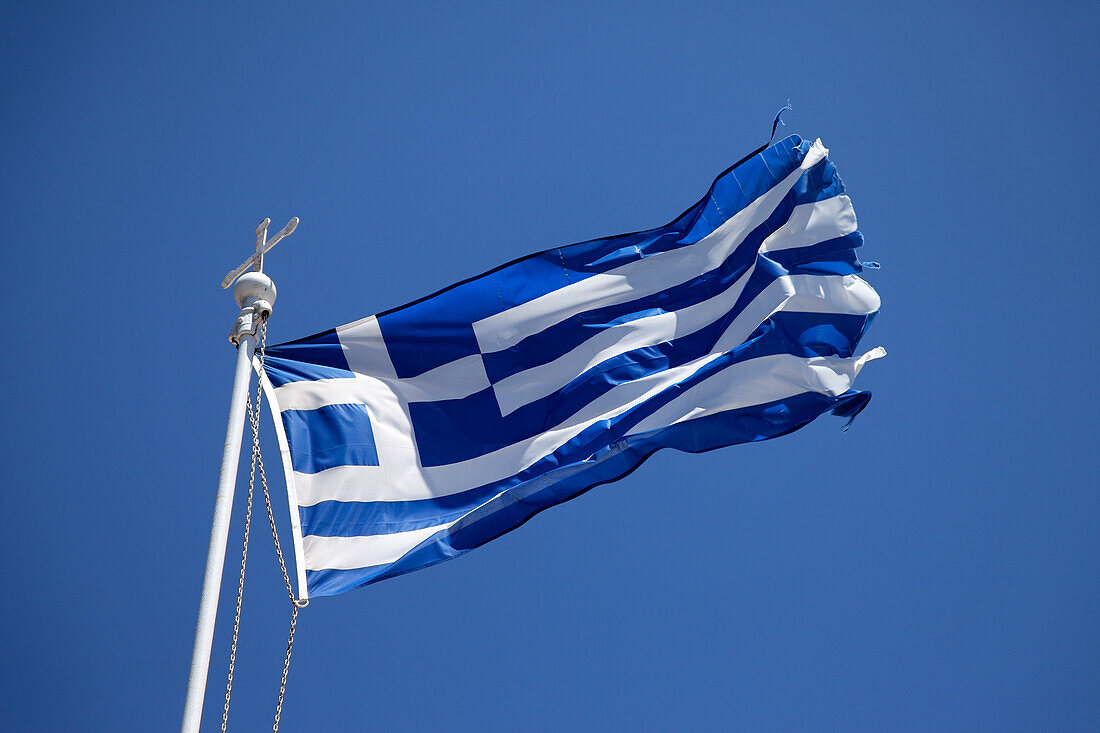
[260,134,884,598]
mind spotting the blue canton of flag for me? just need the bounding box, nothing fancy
[260,135,884,598]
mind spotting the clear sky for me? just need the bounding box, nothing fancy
[2,1,1097,730]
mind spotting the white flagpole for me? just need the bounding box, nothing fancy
[182,218,295,732]
[182,264,279,731]
[181,333,256,733]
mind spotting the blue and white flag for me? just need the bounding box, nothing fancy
[260,135,884,598]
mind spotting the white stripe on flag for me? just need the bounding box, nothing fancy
[293,464,385,507]
[303,522,457,571]
[627,347,886,437]
[761,195,857,252]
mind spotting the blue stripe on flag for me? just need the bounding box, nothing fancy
[264,329,353,387]
[764,233,864,276]
[281,403,379,474]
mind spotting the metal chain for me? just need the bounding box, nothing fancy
[272,604,299,732]
[221,326,267,732]
[250,319,309,732]
[220,412,254,732]
[219,318,307,732]
[257,347,296,604]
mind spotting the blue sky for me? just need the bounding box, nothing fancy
[2,2,1097,730]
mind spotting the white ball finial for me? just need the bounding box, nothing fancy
[233,271,277,311]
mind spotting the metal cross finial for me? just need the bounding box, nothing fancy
[220,216,299,289]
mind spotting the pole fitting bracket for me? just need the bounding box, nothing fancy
[229,305,268,345]
[229,272,277,345]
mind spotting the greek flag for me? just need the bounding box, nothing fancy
[261,135,884,598]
